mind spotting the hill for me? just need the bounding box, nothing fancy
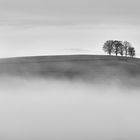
[0,55,140,86]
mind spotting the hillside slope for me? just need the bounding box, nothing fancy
[0,55,140,85]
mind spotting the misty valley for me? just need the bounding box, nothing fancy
[0,55,140,140]
[1,0,140,139]
[0,76,140,140]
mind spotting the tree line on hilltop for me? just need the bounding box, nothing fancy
[103,40,135,57]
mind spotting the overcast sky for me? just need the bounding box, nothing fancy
[0,0,140,57]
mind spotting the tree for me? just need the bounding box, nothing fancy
[102,40,136,57]
[113,40,123,56]
[103,40,114,55]
[123,41,132,57]
[128,47,135,57]
[118,41,125,56]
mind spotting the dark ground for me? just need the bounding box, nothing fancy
[0,55,139,87]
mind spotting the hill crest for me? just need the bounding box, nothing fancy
[0,55,139,87]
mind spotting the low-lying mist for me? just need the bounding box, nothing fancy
[0,76,140,140]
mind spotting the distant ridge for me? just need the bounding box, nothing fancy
[0,55,140,86]
[0,54,139,63]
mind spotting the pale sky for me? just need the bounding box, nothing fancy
[0,0,140,57]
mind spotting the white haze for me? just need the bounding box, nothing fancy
[0,77,140,140]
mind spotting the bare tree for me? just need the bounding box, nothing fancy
[128,47,135,57]
[113,40,123,56]
[118,41,124,56]
[103,40,114,55]
[123,41,132,57]
[102,40,136,58]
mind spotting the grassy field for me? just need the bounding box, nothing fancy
[0,55,139,85]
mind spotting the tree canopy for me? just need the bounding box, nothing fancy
[102,40,136,57]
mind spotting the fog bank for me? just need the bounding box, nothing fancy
[0,77,140,140]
